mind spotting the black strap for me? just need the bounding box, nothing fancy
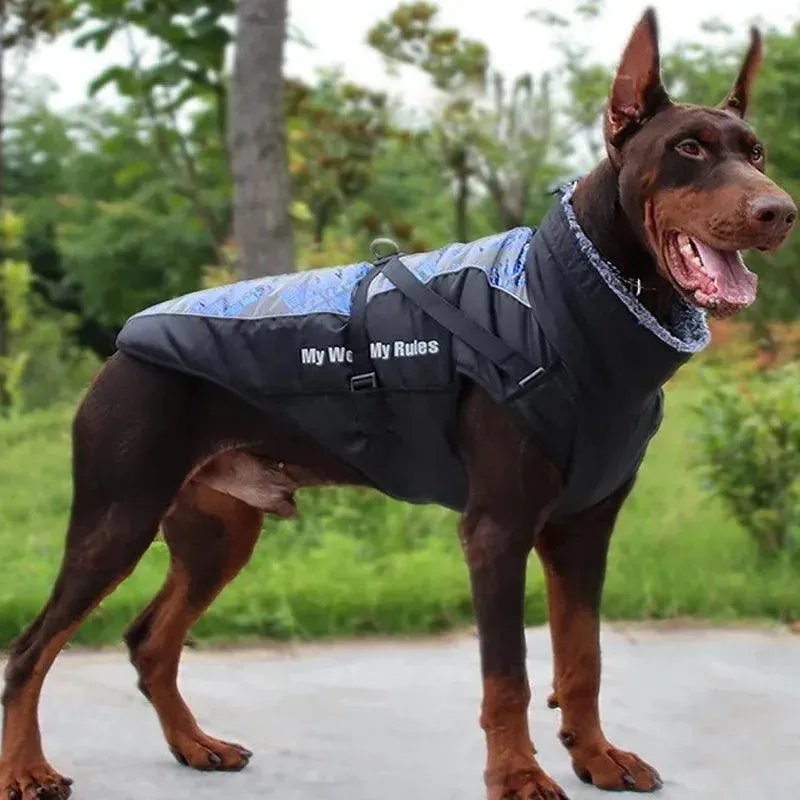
[348,260,388,390]
[380,256,543,387]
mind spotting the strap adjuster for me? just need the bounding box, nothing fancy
[350,371,377,391]
[518,367,545,388]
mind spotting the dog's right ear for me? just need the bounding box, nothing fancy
[605,7,671,163]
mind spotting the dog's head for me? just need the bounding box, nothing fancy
[605,8,796,318]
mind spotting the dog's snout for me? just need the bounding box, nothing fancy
[748,194,797,234]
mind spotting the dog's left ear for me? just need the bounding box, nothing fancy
[719,27,763,118]
[605,8,671,162]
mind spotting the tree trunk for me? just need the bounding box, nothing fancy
[312,199,330,245]
[228,0,295,277]
[0,0,9,410]
[455,168,469,242]
[451,145,469,242]
[500,204,524,230]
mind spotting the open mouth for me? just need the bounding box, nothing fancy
[666,232,758,315]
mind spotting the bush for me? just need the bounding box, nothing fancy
[1,380,800,648]
[692,363,800,556]
[1,210,100,414]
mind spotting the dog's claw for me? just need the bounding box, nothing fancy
[207,752,222,766]
[169,747,189,767]
[574,765,592,784]
[573,745,662,792]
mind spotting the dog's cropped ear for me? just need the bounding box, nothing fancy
[605,7,671,162]
[719,27,763,118]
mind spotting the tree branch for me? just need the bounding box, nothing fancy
[123,25,232,269]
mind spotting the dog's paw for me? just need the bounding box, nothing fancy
[0,758,73,800]
[486,766,571,800]
[168,731,253,772]
[572,745,662,793]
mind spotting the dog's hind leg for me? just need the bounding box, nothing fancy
[534,480,662,793]
[0,356,197,800]
[124,482,263,772]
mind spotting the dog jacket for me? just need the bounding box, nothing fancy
[116,185,710,519]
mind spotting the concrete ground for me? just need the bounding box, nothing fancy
[15,624,800,800]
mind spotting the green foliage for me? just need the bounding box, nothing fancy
[470,71,564,229]
[58,195,213,325]
[286,69,392,243]
[1,212,36,414]
[369,3,567,238]
[68,0,236,267]
[367,2,489,92]
[692,364,800,556]
[69,0,232,109]
[1,0,72,49]
[6,91,218,328]
[0,210,99,415]
[356,132,460,250]
[2,5,800,654]
[0,379,798,648]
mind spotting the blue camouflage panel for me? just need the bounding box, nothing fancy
[129,227,533,322]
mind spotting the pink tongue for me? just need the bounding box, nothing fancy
[691,239,758,305]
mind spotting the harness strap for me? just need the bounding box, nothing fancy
[348,260,387,390]
[347,257,394,437]
[380,256,543,388]
[348,254,544,397]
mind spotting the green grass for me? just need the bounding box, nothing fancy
[1,374,798,649]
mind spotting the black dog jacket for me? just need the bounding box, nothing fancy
[116,185,710,518]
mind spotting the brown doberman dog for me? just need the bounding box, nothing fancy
[1,8,795,800]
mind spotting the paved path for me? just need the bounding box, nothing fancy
[14,625,800,800]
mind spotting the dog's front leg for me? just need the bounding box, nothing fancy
[458,387,566,799]
[461,510,568,800]
[535,480,662,793]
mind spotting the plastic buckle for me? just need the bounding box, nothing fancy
[370,237,401,262]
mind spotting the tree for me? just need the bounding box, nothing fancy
[69,0,235,269]
[357,129,457,251]
[228,0,295,277]
[369,2,563,238]
[0,0,72,410]
[470,71,562,230]
[526,1,611,165]
[5,86,217,332]
[286,69,390,245]
[369,2,488,240]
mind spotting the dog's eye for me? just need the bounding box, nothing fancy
[675,139,705,159]
[751,144,765,164]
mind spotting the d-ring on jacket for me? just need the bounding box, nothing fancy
[116,184,710,519]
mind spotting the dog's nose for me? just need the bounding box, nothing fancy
[749,194,797,236]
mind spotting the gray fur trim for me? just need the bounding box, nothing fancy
[560,181,710,354]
